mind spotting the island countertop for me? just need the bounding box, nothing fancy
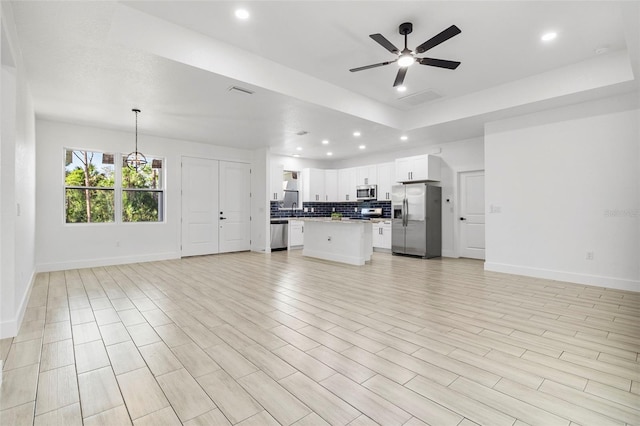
[296,217,372,224]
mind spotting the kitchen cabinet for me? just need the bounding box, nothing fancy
[395,154,441,183]
[302,168,325,202]
[337,168,357,201]
[288,220,304,248]
[376,162,394,201]
[270,163,284,201]
[356,165,377,185]
[372,221,392,251]
[302,168,338,202]
[325,169,338,202]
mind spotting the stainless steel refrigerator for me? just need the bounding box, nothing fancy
[392,183,442,258]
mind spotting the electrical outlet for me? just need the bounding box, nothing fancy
[332,207,335,212]
[586,251,594,260]
[354,207,358,212]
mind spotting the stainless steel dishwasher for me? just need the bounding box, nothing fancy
[270,219,288,251]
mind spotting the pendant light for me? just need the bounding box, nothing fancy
[125,108,147,170]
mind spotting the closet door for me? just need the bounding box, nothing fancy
[181,157,219,256]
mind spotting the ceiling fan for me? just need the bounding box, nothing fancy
[350,22,461,87]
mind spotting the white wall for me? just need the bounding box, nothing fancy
[1,2,37,339]
[251,148,269,252]
[333,137,485,257]
[36,119,261,271]
[485,93,640,291]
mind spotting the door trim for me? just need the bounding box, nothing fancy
[452,168,485,259]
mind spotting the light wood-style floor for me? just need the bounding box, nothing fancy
[0,250,639,426]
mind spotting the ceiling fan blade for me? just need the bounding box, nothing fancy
[415,25,461,54]
[417,57,461,69]
[393,67,408,87]
[369,33,400,54]
[349,60,396,72]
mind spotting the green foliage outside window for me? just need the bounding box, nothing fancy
[64,149,164,224]
[122,160,164,222]
[64,150,115,223]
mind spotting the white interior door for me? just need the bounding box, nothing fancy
[219,161,251,253]
[181,157,220,257]
[459,170,485,259]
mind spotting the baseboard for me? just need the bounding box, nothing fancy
[36,252,180,273]
[484,262,640,292]
[0,270,36,339]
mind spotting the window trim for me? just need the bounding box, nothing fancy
[63,148,166,225]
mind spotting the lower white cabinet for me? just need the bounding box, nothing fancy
[289,220,304,249]
[372,221,392,251]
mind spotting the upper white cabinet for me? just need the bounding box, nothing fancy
[302,168,337,202]
[302,168,325,202]
[270,164,284,201]
[376,162,394,201]
[325,169,338,202]
[356,165,377,185]
[337,168,357,201]
[395,154,441,183]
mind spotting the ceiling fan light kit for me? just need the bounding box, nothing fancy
[350,21,462,87]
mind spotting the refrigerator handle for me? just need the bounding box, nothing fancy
[403,198,408,227]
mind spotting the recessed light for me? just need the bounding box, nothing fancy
[235,9,250,20]
[353,131,361,137]
[296,147,302,151]
[293,154,300,158]
[359,145,366,150]
[322,139,329,145]
[400,135,408,141]
[541,31,557,42]
[396,86,407,92]
[327,152,333,156]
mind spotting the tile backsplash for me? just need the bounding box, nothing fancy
[270,201,391,219]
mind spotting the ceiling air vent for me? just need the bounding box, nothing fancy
[398,89,442,106]
[228,86,254,95]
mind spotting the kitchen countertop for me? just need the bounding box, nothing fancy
[271,217,391,223]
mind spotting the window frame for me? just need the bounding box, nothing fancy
[62,147,166,225]
[120,155,166,224]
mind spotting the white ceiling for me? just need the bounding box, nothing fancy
[9,1,640,160]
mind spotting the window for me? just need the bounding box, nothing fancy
[122,157,164,222]
[64,149,115,223]
[64,149,165,224]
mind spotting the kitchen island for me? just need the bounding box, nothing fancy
[300,218,373,266]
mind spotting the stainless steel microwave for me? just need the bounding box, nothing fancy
[356,184,377,201]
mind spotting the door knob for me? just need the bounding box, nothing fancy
[459,217,467,221]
